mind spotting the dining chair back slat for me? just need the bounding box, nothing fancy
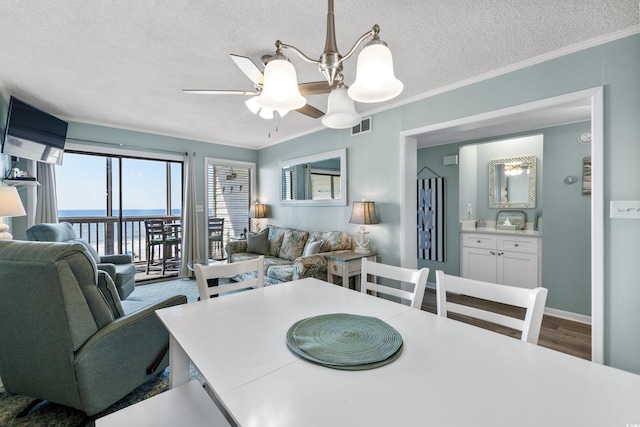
[194,256,264,301]
[361,258,428,309]
[435,270,548,344]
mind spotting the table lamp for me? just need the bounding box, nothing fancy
[0,186,27,240]
[249,202,268,232]
[349,201,379,254]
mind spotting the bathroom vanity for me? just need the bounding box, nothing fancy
[460,226,541,289]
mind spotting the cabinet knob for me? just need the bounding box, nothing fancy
[514,243,519,247]
[477,240,481,243]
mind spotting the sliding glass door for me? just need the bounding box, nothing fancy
[56,151,183,262]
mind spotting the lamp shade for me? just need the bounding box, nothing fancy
[349,201,379,225]
[257,58,306,111]
[0,186,26,217]
[250,203,267,219]
[321,86,362,129]
[246,96,289,119]
[259,106,274,120]
[245,96,261,114]
[348,43,403,103]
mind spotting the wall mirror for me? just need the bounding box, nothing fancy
[280,148,347,206]
[488,155,537,208]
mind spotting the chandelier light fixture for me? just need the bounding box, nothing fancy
[258,0,403,129]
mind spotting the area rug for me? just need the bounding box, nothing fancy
[0,278,201,427]
[128,277,200,303]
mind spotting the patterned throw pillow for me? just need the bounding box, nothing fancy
[246,229,270,255]
[267,226,286,257]
[303,239,324,256]
[278,229,309,261]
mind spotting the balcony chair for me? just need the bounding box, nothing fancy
[26,221,136,300]
[360,258,429,309]
[435,270,548,344]
[0,239,187,420]
[144,219,182,275]
[208,217,224,260]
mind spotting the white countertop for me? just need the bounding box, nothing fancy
[460,221,541,237]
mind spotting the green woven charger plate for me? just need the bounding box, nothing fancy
[286,313,403,370]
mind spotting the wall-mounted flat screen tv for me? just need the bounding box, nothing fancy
[1,96,68,165]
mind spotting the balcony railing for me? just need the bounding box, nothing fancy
[59,214,181,262]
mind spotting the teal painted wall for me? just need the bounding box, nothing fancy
[259,34,640,373]
[418,121,591,316]
[2,34,638,373]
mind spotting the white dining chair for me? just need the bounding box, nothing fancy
[194,256,264,301]
[435,270,548,344]
[360,258,429,308]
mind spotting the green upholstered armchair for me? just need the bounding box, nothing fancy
[26,222,136,299]
[0,240,187,418]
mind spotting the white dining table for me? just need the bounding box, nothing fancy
[155,278,640,427]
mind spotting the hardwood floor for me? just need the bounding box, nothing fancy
[421,288,592,361]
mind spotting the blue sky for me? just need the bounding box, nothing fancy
[56,153,182,211]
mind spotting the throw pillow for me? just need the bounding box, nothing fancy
[303,239,324,256]
[278,229,309,261]
[246,229,270,255]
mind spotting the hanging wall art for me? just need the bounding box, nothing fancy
[417,177,446,262]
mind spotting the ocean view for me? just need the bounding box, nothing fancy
[59,209,181,217]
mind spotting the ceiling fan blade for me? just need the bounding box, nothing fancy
[298,81,332,95]
[182,89,259,95]
[295,104,324,119]
[230,54,264,86]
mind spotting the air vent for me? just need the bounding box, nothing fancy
[351,116,372,136]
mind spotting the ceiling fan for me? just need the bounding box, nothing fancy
[182,54,330,119]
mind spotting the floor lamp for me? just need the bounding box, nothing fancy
[0,186,27,240]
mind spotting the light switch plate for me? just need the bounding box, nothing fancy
[610,201,640,219]
[196,205,204,213]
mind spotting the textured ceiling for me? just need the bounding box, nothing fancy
[0,1,637,149]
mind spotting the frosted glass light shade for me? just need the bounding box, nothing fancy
[348,43,403,103]
[245,96,260,114]
[257,58,306,110]
[259,107,274,119]
[321,86,361,129]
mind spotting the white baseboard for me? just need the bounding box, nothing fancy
[544,307,591,325]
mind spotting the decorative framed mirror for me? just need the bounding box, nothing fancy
[280,149,347,206]
[488,155,537,208]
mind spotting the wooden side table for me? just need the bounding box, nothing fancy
[326,251,378,291]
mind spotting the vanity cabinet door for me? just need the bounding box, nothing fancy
[497,250,539,288]
[461,246,498,283]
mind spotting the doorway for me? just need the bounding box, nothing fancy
[399,87,604,363]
